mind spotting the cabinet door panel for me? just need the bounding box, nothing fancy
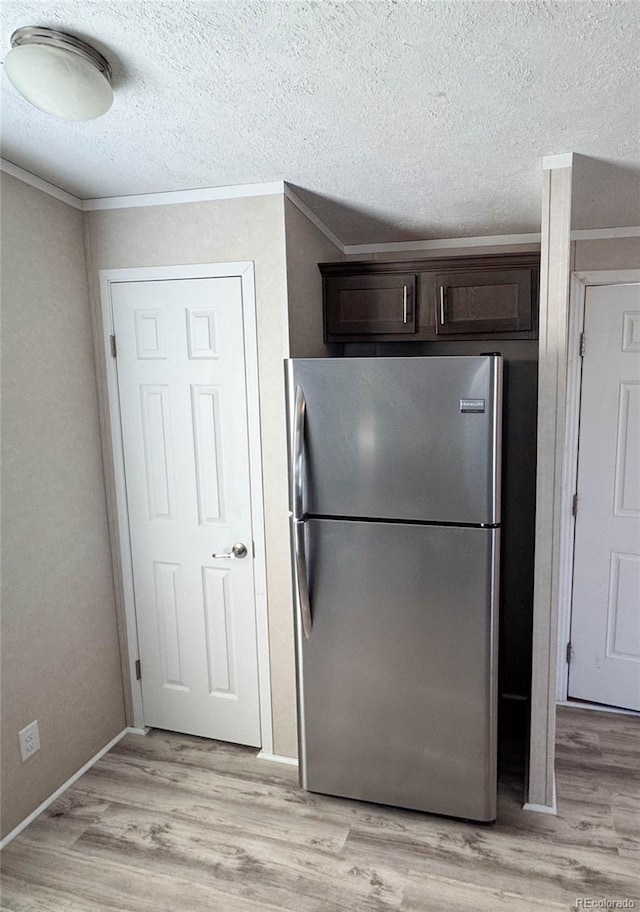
[435,269,532,335]
[325,274,416,336]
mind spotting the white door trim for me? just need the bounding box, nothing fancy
[99,262,273,754]
[556,269,640,705]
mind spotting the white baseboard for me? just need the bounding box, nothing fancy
[557,700,640,718]
[524,778,557,816]
[256,749,298,767]
[126,726,150,735]
[0,728,127,851]
[523,800,557,816]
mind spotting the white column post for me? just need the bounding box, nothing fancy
[526,154,574,812]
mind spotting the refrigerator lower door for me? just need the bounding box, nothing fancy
[296,519,499,822]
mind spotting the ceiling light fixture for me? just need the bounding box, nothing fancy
[4,26,113,121]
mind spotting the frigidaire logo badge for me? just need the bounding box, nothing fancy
[459,398,485,413]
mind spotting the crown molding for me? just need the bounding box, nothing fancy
[2,157,637,250]
[282,184,345,252]
[342,225,640,256]
[343,232,542,256]
[83,180,286,210]
[0,158,83,209]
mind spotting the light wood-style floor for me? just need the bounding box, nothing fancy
[1,706,638,911]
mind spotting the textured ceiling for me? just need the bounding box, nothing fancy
[1,1,639,243]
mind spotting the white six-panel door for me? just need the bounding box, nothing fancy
[569,282,640,711]
[112,276,261,745]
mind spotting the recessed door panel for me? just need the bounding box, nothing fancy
[191,385,225,525]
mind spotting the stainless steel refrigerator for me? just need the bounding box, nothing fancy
[286,355,502,822]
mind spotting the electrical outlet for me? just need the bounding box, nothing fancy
[18,720,40,762]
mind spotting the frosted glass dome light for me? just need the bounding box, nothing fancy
[4,27,113,121]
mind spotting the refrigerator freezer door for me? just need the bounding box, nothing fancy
[296,518,499,821]
[287,356,501,525]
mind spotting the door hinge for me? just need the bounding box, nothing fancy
[579,332,585,357]
[135,659,141,680]
[252,540,256,558]
[572,493,578,516]
[110,334,117,358]
[566,642,572,665]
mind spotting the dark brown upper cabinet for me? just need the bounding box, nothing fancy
[321,253,539,343]
[324,273,417,336]
[435,269,532,336]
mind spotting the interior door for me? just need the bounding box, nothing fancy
[112,277,261,745]
[569,282,640,711]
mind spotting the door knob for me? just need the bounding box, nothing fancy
[212,542,248,560]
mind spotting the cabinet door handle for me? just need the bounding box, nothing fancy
[403,286,409,324]
[439,286,446,325]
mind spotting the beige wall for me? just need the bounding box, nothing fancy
[0,173,125,838]
[284,198,343,356]
[573,236,640,271]
[83,194,299,757]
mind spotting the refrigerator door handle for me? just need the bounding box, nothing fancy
[294,519,312,639]
[292,385,306,521]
